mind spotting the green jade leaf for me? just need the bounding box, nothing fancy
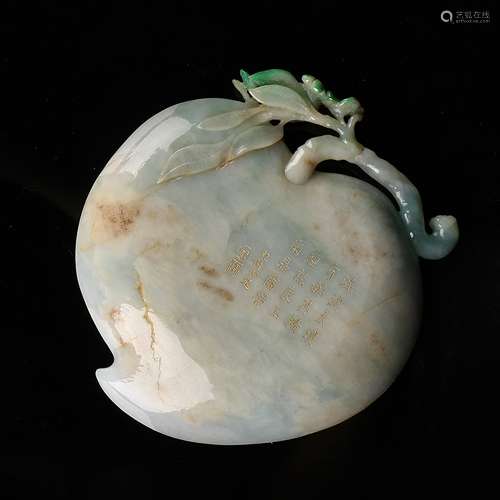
[240,69,309,101]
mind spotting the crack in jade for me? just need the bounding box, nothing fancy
[76,98,424,444]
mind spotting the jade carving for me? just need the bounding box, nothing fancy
[76,69,458,444]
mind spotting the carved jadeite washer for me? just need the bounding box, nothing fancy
[76,69,458,444]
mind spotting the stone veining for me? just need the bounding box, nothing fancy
[197,280,234,302]
[136,274,163,400]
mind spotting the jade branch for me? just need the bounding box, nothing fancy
[236,69,459,259]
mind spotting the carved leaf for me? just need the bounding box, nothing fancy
[241,69,309,100]
[230,124,283,157]
[157,124,285,184]
[232,79,253,103]
[197,107,263,131]
[157,141,228,184]
[248,85,313,116]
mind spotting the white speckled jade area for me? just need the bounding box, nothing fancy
[76,98,421,444]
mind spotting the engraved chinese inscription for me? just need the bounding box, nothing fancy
[224,238,355,346]
[225,246,251,275]
[240,250,271,290]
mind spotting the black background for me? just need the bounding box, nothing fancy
[1,2,499,498]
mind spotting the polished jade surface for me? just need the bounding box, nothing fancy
[76,70,457,444]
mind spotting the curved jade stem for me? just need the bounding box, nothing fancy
[285,136,459,260]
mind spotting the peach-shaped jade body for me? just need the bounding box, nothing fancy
[76,70,457,444]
